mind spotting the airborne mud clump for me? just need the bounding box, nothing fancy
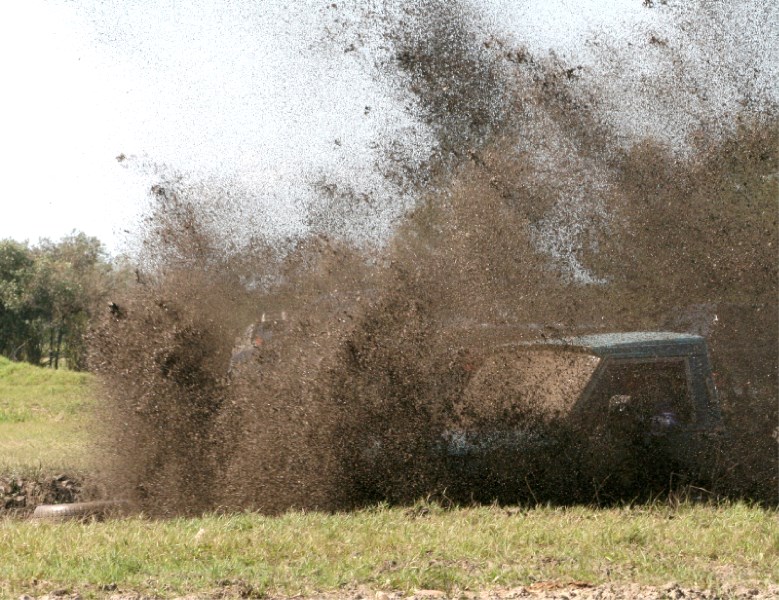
[91,2,778,515]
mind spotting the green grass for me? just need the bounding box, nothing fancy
[1,502,777,598]
[0,356,95,473]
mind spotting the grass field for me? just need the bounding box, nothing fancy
[0,357,777,599]
[0,356,95,474]
[1,502,777,598]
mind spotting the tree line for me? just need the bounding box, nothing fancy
[0,232,121,370]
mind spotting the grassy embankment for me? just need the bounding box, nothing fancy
[0,357,777,598]
[0,356,95,475]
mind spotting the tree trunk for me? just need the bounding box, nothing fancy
[49,327,55,368]
[54,327,64,369]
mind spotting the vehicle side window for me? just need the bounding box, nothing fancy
[589,359,693,426]
[455,350,600,430]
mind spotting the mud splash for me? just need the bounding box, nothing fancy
[90,1,778,515]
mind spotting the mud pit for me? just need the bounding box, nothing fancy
[89,1,777,516]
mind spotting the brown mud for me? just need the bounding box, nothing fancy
[0,473,90,517]
[89,2,777,516]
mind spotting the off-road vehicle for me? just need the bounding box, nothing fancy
[445,331,723,499]
[231,322,723,499]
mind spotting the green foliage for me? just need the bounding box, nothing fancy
[0,240,39,362]
[0,232,114,370]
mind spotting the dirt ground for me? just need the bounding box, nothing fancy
[0,474,86,517]
[19,583,779,600]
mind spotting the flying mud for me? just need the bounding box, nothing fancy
[89,1,777,516]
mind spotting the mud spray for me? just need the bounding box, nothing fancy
[90,1,777,515]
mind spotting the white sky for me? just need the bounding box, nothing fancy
[0,1,141,251]
[0,0,775,254]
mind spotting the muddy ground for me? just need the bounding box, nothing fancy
[0,474,87,517]
[16,583,779,600]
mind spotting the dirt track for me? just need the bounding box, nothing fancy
[321,586,779,600]
[21,583,779,600]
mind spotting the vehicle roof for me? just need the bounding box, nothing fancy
[537,331,706,358]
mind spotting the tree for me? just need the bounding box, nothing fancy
[0,233,113,369]
[0,240,39,362]
[35,233,112,369]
